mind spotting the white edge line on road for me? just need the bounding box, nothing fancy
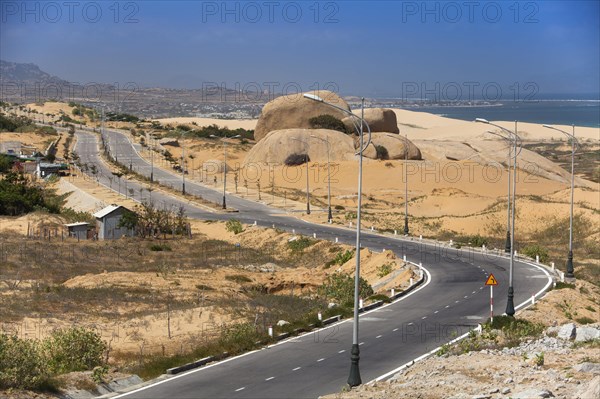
[368,258,553,385]
[111,262,432,398]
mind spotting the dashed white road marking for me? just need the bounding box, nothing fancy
[445,305,450,308]
[422,316,427,320]
[317,358,325,362]
[434,310,439,314]
[265,377,274,381]
[338,350,346,354]
[393,328,399,332]
[376,335,382,339]
[235,387,245,392]
[407,322,414,326]
[293,367,301,371]
[359,342,365,346]
[455,300,460,303]
[464,296,468,299]
[480,287,484,290]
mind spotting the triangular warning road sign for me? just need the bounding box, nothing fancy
[485,274,498,286]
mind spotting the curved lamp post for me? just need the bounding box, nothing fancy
[210,134,241,209]
[475,118,520,317]
[304,93,371,387]
[290,137,311,215]
[403,132,410,235]
[310,134,333,222]
[543,124,578,278]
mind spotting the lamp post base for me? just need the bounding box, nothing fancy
[566,250,574,278]
[306,204,311,215]
[506,286,515,316]
[182,183,185,196]
[505,231,511,254]
[403,217,409,236]
[222,196,226,210]
[328,207,333,223]
[347,343,362,387]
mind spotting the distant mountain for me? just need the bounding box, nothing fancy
[0,60,71,86]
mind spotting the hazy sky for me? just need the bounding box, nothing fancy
[2,1,599,98]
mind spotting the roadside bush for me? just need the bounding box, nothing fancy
[468,234,488,247]
[285,153,310,166]
[225,219,244,234]
[333,250,354,266]
[308,114,348,134]
[218,323,265,354]
[43,327,107,374]
[520,244,549,263]
[0,335,49,390]
[287,236,315,253]
[320,272,373,306]
[377,262,393,278]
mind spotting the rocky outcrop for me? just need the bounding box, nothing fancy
[367,133,422,160]
[253,90,351,142]
[342,108,399,134]
[159,137,179,146]
[243,128,356,164]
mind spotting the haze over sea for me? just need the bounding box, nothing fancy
[396,97,600,128]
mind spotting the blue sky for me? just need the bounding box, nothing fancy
[1,0,599,97]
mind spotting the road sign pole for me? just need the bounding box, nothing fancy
[490,285,494,324]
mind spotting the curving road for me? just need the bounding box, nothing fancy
[74,129,552,399]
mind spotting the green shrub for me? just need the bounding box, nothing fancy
[553,282,575,290]
[0,335,49,390]
[225,219,244,234]
[287,236,315,253]
[284,153,310,166]
[149,244,172,251]
[576,316,595,325]
[308,114,348,134]
[334,205,345,210]
[468,234,488,247]
[334,250,354,266]
[43,327,107,374]
[520,244,549,263]
[218,323,265,354]
[320,272,373,306]
[377,262,393,278]
[368,294,391,304]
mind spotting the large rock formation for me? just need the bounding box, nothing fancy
[253,90,351,142]
[244,128,356,164]
[342,108,399,134]
[367,133,422,160]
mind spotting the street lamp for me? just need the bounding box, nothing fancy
[475,118,520,316]
[210,134,241,209]
[310,134,333,222]
[179,130,187,195]
[304,93,371,387]
[403,132,409,235]
[290,137,311,215]
[543,124,578,278]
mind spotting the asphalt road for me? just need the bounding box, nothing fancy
[74,129,551,399]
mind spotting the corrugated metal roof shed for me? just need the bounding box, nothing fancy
[93,205,122,219]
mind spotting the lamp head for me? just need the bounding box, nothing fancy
[475,118,489,124]
[303,93,324,102]
[542,124,553,129]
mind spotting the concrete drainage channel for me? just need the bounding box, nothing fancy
[164,270,427,376]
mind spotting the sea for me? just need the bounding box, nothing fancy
[368,96,600,129]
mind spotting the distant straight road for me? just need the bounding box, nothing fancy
[74,129,551,399]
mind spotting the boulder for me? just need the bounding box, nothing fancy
[243,128,356,165]
[575,326,600,342]
[557,323,576,340]
[573,362,600,374]
[367,133,422,160]
[254,90,351,142]
[342,108,399,134]
[513,389,554,398]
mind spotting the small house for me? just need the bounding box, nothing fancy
[64,222,90,240]
[93,205,135,240]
